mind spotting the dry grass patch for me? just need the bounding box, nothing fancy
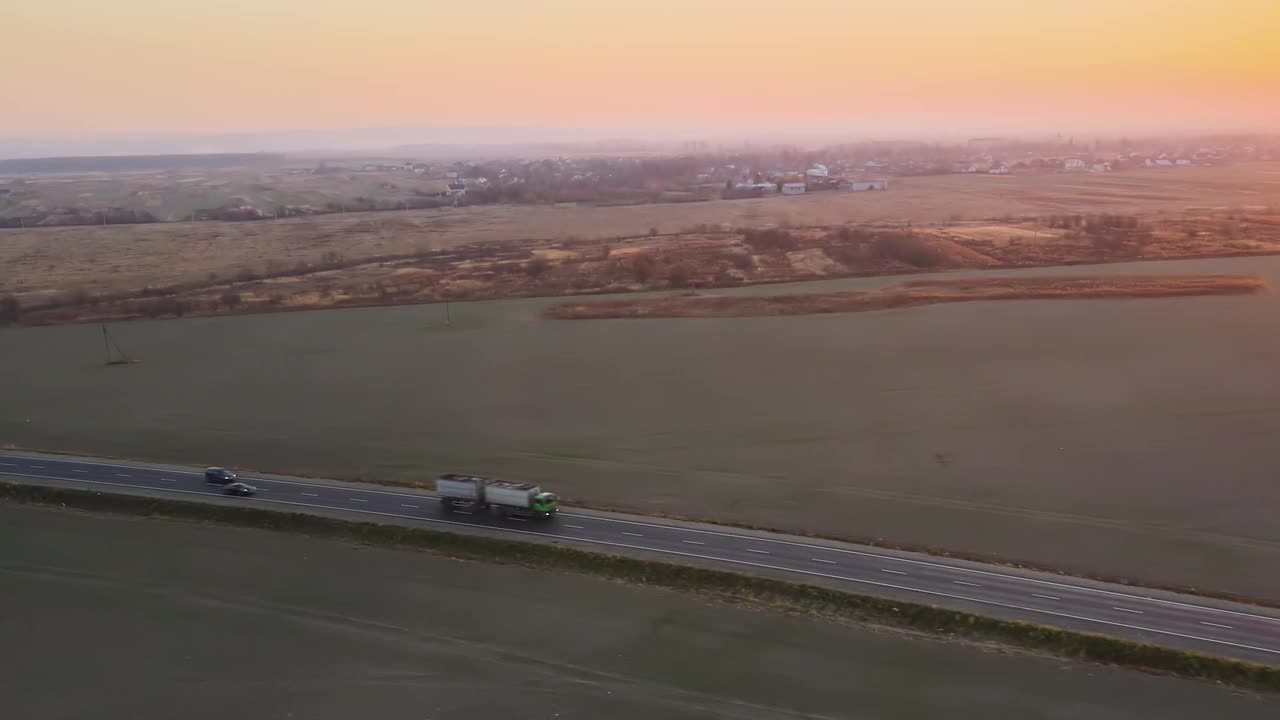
[547,274,1267,319]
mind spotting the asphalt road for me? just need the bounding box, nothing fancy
[4,450,1279,666]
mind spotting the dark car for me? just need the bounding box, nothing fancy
[222,482,257,497]
[204,467,237,484]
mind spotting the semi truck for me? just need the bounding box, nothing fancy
[435,474,558,519]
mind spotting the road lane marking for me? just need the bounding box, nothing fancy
[1033,594,1061,600]
[348,498,368,503]
[553,510,1280,626]
[300,492,318,497]
[29,465,46,469]
[1201,621,1234,629]
[0,462,14,466]
[682,540,705,545]
[9,470,1280,658]
[564,524,586,529]
[954,580,982,587]
[507,517,528,522]
[400,504,418,509]
[881,569,908,575]
[746,548,770,554]
[1113,607,1144,614]
[811,558,837,564]
[622,532,644,537]
[72,469,88,473]
[160,478,176,483]
[114,474,131,478]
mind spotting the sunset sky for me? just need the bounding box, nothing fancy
[3,0,1278,148]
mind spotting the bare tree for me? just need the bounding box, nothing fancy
[525,257,552,278]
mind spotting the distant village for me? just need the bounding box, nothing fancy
[324,135,1276,204]
[0,134,1275,227]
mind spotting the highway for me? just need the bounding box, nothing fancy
[3,450,1279,666]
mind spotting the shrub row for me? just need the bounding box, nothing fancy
[2,480,1276,693]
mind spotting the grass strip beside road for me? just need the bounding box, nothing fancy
[3,480,1277,693]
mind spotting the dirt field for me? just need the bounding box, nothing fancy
[547,274,1266,319]
[3,256,1280,600]
[4,163,1279,309]
[3,503,1274,719]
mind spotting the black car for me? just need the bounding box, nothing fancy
[204,467,237,484]
[222,482,257,497]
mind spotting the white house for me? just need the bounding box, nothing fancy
[780,182,807,195]
[840,180,889,191]
[989,163,1010,175]
[1090,162,1112,173]
[1064,158,1087,171]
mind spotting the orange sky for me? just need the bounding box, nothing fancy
[3,0,1278,139]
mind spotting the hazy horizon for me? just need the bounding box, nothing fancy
[5,124,1278,161]
[4,0,1277,157]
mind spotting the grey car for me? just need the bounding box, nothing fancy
[204,467,237,484]
[222,482,257,497]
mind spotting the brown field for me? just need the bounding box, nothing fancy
[4,163,1279,303]
[546,274,1268,319]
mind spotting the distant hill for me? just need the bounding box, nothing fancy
[0,153,287,174]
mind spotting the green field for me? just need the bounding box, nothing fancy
[4,503,1275,718]
[4,255,1280,599]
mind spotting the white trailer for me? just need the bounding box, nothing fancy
[436,474,486,502]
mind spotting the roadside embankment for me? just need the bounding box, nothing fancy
[2,480,1276,693]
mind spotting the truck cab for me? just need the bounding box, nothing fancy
[530,491,559,517]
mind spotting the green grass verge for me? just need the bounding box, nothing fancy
[3,480,1277,693]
